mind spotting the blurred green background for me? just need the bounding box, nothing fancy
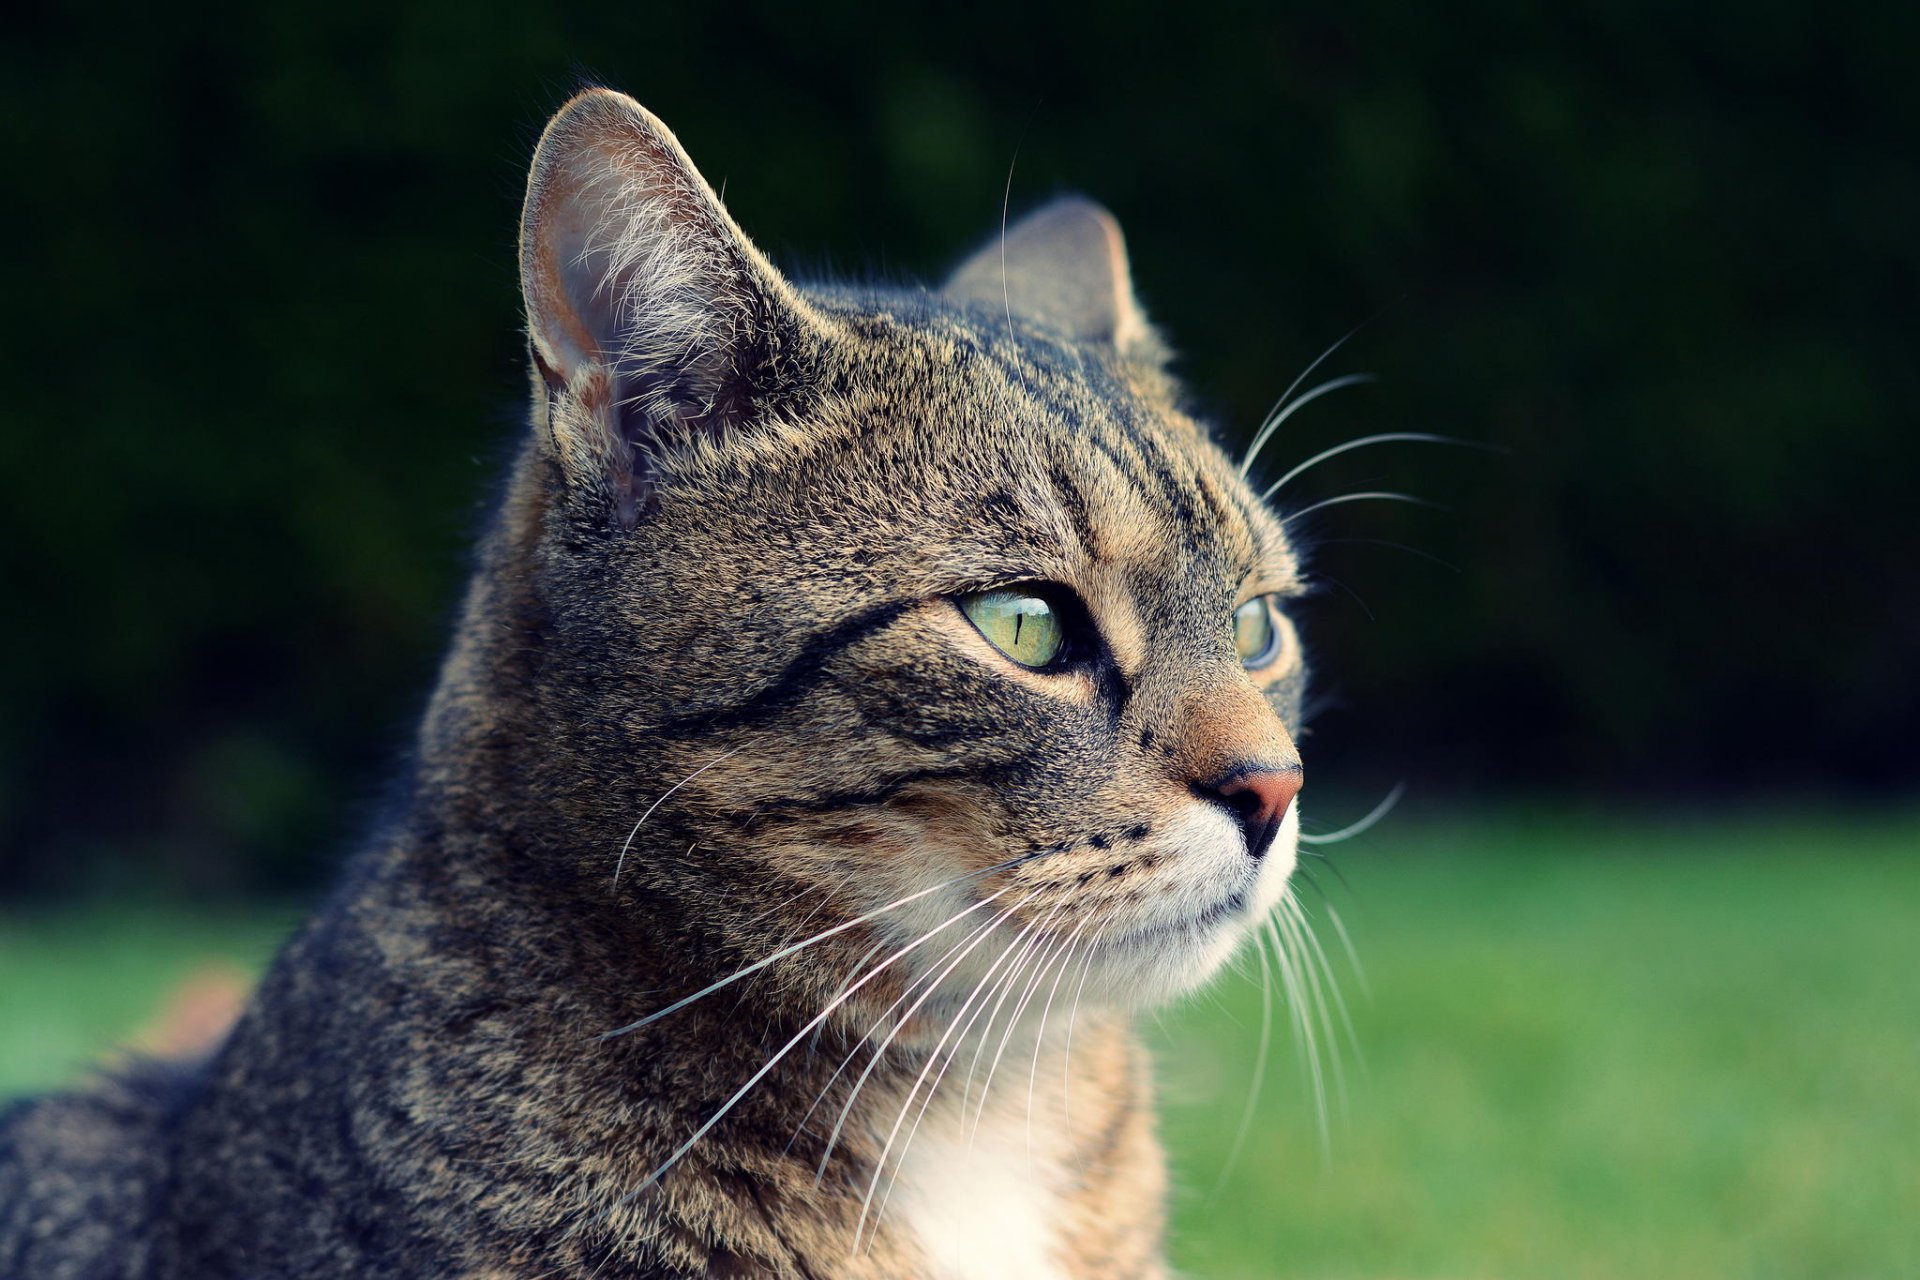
[1,2,1915,1276]
[5,816,1915,1277]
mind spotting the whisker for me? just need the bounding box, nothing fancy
[970,908,1079,1142]
[1279,491,1445,528]
[1209,921,1276,1198]
[1025,912,1101,1150]
[1309,536,1463,574]
[854,912,1047,1249]
[1265,913,1329,1156]
[612,746,745,888]
[1058,902,1117,1137]
[1286,892,1364,1073]
[868,898,1085,1242]
[1324,902,1371,1000]
[1258,431,1491,501]
[792,906,1009,1150]
[807,935,890,1056]
[1238,324,1368,475]
[956,902,1066,1126]
[599,849,1038,1040]
[870,914,1082,1240]
[1000,156,1018,350]
[748,879,831,927]
[1305,570,1376,621]
[612,886,1015,1208]
[1299,782,1405,845]
[787,863,866,935]
[1239,373,1377,479]
[1279,892,1348,1112]
[815,886,1047,1181]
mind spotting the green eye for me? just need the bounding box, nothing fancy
[1234,596,1281,668]
[961,588,1066,669]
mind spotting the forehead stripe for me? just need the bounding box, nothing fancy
[1048,461,1100,559]
[658,599,911,732]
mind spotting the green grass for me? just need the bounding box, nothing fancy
[1154,813,1920,1279]
[3,814,1915,1278]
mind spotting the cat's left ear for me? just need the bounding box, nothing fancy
[520,88,818,526]
[943,197,1161,361]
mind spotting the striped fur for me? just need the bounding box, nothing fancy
[0,89,1312,1278]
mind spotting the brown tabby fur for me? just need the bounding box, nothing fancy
[0,88,1311,1278]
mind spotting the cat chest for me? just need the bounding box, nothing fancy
[887,1103,1070,1280]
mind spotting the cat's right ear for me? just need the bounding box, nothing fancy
[943,197,1163,362]
[519,89,816,526]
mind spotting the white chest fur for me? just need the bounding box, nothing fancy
[887,1097,1068,1280]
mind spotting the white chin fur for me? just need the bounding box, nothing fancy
[1071,800,1299,1008]
[879,802,1300,1029]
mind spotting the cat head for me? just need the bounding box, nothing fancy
[482,88,1307,1015]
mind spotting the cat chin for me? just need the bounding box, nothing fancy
[873,802,1301,1022]
[1077,804,1301,1010]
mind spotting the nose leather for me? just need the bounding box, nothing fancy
[1201,766,1303,861]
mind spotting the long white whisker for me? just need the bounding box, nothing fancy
[970,907,1079,1142]
[1239,324,1367,475]
[1025,912,1100,1150]
[868,896,1084,1243]
[1271,913,1331,1155]
[871,933,1058,1244]
[807,935,890,1056]
[612,746,745,888]
[787,863,865,934]
[599,850,1037,1039]
[956,901,1067,1125]
[873,915,1080,1240]
[1000,158,1018,347]
[854,911,1048,1249]
[1266,913,1329,1155]
[1279,492,1444,528]
[1279,892,1347,1112]
[1324,902,1371,999]
[997,138,1032,407]
[1239,373,1376,479]
[1286,892,1363,1074]
[1299,782,1406,845]
[1209,920,1275,1198]
[791,905,1011,1154]
[1259,431,1485,501]
[1059,904,1115,1139]
[816,886,1047,1180]
[612,886,1014,1208]
[1309,536,1464,573]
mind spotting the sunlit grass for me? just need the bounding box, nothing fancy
[2,813,1914,1278]
[1154,812,1920,1279]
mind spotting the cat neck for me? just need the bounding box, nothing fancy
[195,834,1152,1274]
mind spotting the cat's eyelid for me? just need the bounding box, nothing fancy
[1237,571,1308,604]
[941,569,1057,599]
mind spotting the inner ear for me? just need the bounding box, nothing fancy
[943,196,1156,357]
[519,88,815,525]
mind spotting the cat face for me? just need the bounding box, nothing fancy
[509,90,1308,1022]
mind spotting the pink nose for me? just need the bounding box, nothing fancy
[1206,766,1303,860]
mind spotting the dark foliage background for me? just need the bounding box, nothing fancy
[2,1,1914,895]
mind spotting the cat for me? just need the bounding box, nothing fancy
[0,87,1313,1279]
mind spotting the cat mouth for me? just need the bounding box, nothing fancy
[1094,888,1251,951]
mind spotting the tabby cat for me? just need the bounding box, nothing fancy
[0,88,1318,1278]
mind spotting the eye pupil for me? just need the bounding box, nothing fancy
[961,589,1065,669]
